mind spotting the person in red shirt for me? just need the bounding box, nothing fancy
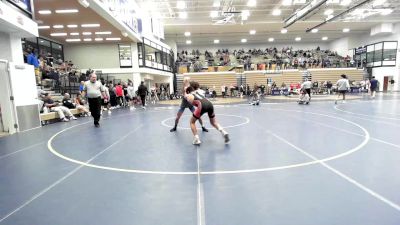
[115,83,124,107]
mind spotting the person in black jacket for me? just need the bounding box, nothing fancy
[138,81,148,109]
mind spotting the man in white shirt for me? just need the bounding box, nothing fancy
[335,74,350,104]
[82,72,107,127]
[301,79,312,100]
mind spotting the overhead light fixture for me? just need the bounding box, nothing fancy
[282,0,292,6]
[177,1,186,9]
[38,26,50,29]
[83,38,92,42]
[343,28,350,32]
[50,33,67,36]
[106,37,121,41]
[214,39,220,44]
[95,38,103,41]
[38,10,51,14]
[70,32,79,36]
[311,28,319,33]
[67,24,78,28]
[66,39,81,42]
[372,0,386,7]
[340,0,351,6]
[295,37,301,41]
[241,39,247,43]
[82,32,92,35]
[55,9,79,14]
[53,25,64,29]
[184,31,191,36]
[247,0,257,7]
[121,32,128,37]
[242,10,250,20]
[293,0,306,4]
[324,9,334,15]
[186,40,192,44]
[272,9,281,16]
[281,28,288,33]
[81,24,100,27]
[95,31,112,35]
[249,30,256,35]
[322,36,328,40]
[213,1,220,7]
[326,0,340,4]
[179,12,188,19]
[210,11,218,18]
[381,9,393,15]
[268,37,274,42]
[325,14,334,21]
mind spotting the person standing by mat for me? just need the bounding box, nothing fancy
[137,81,148,109]
[184,80,229,145]
[301,78,312,100]
[82,72,107,127]
[370,76,378,99]
[335,74,350,104]
[170,77,208,132]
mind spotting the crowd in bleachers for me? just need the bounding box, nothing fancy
[176,47,354,72]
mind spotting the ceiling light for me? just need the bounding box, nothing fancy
[184,31,191,36]
[311,28,319,33]
[281,28,288,33]
[55,9,79,14]
[268,38,274,42]
[343,28,350,32]
[324,9,334,15]
[50,33,67,36]
[373,0,386,7]
[95,31,112,35]
[82,32,92,35]
[295,37,301,41]
[249,30,256,35]
[210,11,218,18]
[326,14,334,20]
[322,36,328,40]
[38,10,51,14]
[38,26,50,29]
[282,0,292,6]
[53,25,64,29]
[247,0,257,7]
[241,39,247,43]
[179,12,188,19]
[176,1,186,9]
[83,38,92,42]
[213,1,220,7]
[214,39,220,44]
[242,10,250,17]
[186,40,192,44]
[327,0,340,4]
[81,24,100,27]
[293,0,306,4]
[381,9,393,15]
[272,9,281,16]
[106,38,121,41]
[95,38,103,41]
[67,24,78,28]
[70,33,79,36]
[340,0,351,6]
[66,39,81,42]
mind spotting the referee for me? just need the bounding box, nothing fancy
[82,72,107,127]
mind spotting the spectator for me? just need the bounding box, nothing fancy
[370,76,378,99]
[115,83,124,107]
[137,81,148,109]
[63,93,90,116]
[335,74,350,104]
[43,93,77,122]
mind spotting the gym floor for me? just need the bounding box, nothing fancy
[1,93,400,225]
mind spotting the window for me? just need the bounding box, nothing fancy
[118,44,132,68]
